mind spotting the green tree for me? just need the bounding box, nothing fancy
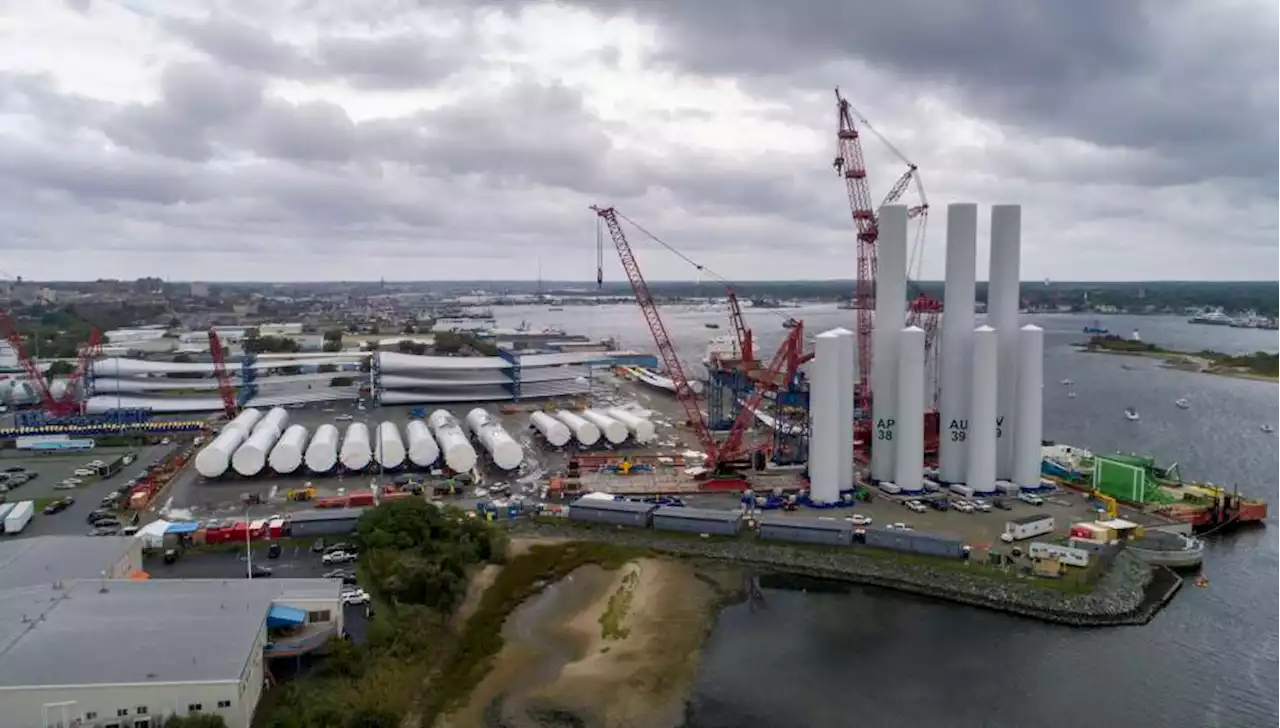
[46,360,75,376]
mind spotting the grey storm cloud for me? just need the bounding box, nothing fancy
[0,0,1273,280]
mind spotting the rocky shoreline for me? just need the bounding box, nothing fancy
[506,521,1181,627]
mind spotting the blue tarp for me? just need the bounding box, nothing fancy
[165,521,200,534]
[267,604,308,629]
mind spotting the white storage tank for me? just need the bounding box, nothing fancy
[582,409,628,445]
[374,421,407,469]
[405,420,440,467]
[268,424,309,474]
[428,410,478,473]
[195,427,247,479]
[340,422,373,471]
[304,424,340,473]
[465,408,523,471]
[555,410,600,447]
[530,411,571,447]
[605,408,656,443]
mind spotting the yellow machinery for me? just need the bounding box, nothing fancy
[287,486,316,502]
[1091,490,1118,519]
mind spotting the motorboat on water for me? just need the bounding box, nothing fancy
[1067,392,1077,399]
[1263,424,1276,434]
[1060,378,1073,386]
[1175,398,1190,410]
[1124,408,1141,421]
[705,323,721,329]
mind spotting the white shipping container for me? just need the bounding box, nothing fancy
[949,484,975,497]
[1004,515,1055,541]
[4,500,34,534]
[1029,542,1090,567]
[878,481,902,494]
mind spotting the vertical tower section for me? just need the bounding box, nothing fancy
[835,327,856,491]
[938,203,977,483]
[1013,324,1045,488]
[966,325,998,494]
[870,204,909,482]
[987,204,1022,479]
[809,328,852,503]
[894,326,926,494]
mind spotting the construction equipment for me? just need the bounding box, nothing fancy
[831,88,938,409]
[1091,490,1119,519]
[0,310,103,417]
[593,205,807,474]
[724,287,755,365]
[207,329,239,419]
[287,486,316,502]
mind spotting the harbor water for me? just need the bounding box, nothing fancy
[498,305,1279,728]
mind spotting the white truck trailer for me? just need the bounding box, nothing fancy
[3,500,34,534]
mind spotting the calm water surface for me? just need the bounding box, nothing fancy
[499,305,1279,728]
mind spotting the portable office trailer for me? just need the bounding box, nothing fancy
[1028,541,1090,567]
[652,506,743,536]
[862,528,965,559]
[288,507,368,537]
[1004,514,1055,541]
[568,498,657,528]
[757,516,852,546]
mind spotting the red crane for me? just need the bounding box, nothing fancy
[0,309,59,414]
[207,329,239,418]
[593,206,803,471]
[724,288,754,364]
[57,328,102,415]
[833,88,938,410]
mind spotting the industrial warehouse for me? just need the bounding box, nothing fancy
[0,537,343,728]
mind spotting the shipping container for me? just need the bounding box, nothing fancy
[878,481,902,494]
[757,516,852,546]
[3,500,34,534]
[862,527,966,558]
[288,507,368,537]
[652,505,742,536]
[1004,514,1055,541]
[568,498,656,528]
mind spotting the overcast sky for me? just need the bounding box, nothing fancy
[0,0,1275,283]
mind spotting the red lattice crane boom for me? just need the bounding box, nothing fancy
[593,206,799,470]
[724,287,754,364]
[0,309,59,414]
[208,329,238,418]
[833,88,938,409]
[56,328,103,415]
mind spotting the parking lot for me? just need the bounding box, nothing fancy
[2,442,178,537]
[144,543,370,643]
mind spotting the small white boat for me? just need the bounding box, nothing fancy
[1124,408,1141,421]
[1263,424,1275,434]
[1060,378,1073,386]
[1067,392,1077,399]
[1175,398,1190,410]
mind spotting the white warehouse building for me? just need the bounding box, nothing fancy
[0,537,342,728]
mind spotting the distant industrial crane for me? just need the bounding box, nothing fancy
[593,205,805,472]
[0,309,101,418]
[207,328,239,418]
[832,88,940,409]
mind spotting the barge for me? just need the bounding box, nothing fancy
[1042,444,1267,533]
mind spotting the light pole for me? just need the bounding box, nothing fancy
[244,505,254,579]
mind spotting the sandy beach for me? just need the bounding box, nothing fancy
[439,555,734,728]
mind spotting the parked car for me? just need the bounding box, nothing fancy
[86,510,114,523]
[324,542,353,555]
[906,501,927,514]
[848,514,873,526]
[886,522,913,531]
[267,543,282,559]
[311,539,326,553]
[54,481,77,491]
[73,468,95,477]
[163,549,180,564]
[341,589,371,606]
[952,500,975,513]
[322,550,357,565]
[43,497,75,515]
[993,498,1012,510]
[971,499,992,512]
[249,565,274,578]
[1018,492,1044,506]
[3,466,25,473]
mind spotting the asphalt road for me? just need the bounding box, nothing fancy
[10,442,176,537]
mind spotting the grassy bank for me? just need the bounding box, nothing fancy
[1084,336,1278,381]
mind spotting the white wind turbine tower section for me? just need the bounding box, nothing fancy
[966,326,999,494]
[555,410,601,447]
[809,328,855,503]
[268,424,309,475]
[530,411,572,447]
[405,420,441,467]
[606,408,656,444]
[938,203,977,483]
[429,409,478,473]
[836,327,856,491]
[305,424,340,473]
[374,421,407,469]
[1013,324,1045,488]
[871,204,909,482]
[465,408,523,471]
[582,409,628,445]
[225,408,264,436]
[340,422,373,471]
[988,204,1023,479]
[231,407,290,477]
[194,427,248,478]
[894,326,926,494]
